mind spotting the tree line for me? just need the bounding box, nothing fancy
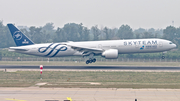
[1,20,180,47]
[0,20,180,59]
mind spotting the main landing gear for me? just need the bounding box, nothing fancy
[85,53,96,64]
[86,58,96,64]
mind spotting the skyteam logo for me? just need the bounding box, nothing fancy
[13,31,22,40]
[38,43,67,57]
[140,45,144,50]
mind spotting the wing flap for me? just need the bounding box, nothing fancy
[65,44,104,55]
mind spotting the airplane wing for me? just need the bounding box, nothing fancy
[65,44,104,56]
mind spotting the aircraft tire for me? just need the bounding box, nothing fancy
[92,58,96,63]
[89,59,93,63]
[162,56,165,59]
[86,60,90,64]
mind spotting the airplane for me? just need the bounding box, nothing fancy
[7,23,177,64]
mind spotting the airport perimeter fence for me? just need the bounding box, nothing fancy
[1,57,180,62]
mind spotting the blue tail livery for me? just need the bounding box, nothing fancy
[7,24,34,46]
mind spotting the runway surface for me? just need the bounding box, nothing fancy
[0,65,180,70]
[1,87,180,101]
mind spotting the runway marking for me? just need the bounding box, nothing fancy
[67,97,72,101]
[5,98,26,101]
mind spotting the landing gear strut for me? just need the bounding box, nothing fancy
[161,51,166,59]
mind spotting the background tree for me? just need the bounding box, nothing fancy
[53,27,67,42]
[42,22,55,32]
[0,21,15,48]
[163,26,176,41]
[29,26,43,43]
[103,27,109,40]
[117,25,134,39]
[63,23,80,41]
[134,28,146,36]
[42,22,55,43]
[77,23,90,41]
[135,33,141,39]
[109,28,118,39]
[91,25,100,41]
[175,27,180,46]
[82,27,90,41]
[142,32,154,38]
[148,28,155,34]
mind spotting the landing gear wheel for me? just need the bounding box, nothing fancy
[89,59,93,63]
[85,58,96,64]
[86,60,90,64]
[162,56,165,59]
[92,58,96,63]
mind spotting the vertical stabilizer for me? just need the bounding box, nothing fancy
[7,24,34,46]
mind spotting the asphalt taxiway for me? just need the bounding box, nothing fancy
[0,65,180,70]
[1,87,180,101]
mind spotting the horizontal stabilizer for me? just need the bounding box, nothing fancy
[9,47,28,51]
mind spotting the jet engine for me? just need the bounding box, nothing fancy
[102,49,118,59]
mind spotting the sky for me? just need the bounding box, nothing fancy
[0,0,180,29]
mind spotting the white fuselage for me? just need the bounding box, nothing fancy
[9,39,176,57]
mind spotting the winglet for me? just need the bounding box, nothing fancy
[7,23,34,46]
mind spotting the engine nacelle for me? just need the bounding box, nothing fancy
[102,49,118,59]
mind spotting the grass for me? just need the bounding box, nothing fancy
[0,61,180,66]
[1,71,180,88]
